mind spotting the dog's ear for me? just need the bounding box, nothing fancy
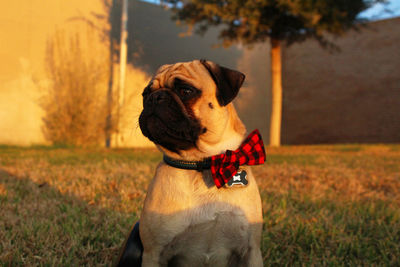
[200,59,245,106]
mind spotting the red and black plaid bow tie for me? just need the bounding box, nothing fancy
[211,129,266,188]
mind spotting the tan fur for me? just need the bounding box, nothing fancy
[139,60,263,266]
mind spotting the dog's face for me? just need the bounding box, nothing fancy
[139,60,246,159]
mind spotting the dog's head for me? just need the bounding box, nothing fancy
[139,60,246,159]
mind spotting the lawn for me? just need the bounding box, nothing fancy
[0,144,399,266]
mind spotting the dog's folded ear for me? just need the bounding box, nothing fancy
[200,59,245,106]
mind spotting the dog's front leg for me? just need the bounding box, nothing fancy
[140,210,190,267]
[246,246,263,267]
[140,223,164,267]
[244,224,263,267]
[141,249,162,267]
[140,224,186,267]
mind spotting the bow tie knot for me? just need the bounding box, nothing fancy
[211,129,266,188]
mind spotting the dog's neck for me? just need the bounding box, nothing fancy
[199,128,244,156]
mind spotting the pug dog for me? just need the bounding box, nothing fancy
[117,60,265,267]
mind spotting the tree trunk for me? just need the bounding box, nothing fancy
[269,38,282,147]
[105,34,115,148]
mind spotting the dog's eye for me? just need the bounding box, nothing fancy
[179,87,194,96]
[174,79,199,99]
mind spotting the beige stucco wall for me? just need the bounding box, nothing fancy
[0,59,45,145]
[0,0,154,147]
[0,0,105,145]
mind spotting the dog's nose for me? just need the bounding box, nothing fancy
[149,90,169,105]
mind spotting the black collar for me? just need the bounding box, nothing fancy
[163,155,211,172]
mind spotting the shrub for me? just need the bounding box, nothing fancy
[40,31,114,146]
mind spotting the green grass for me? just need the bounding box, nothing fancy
[0,144,399,266]
[0,171,136,266]
[261,192,400,265]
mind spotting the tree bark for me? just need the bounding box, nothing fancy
[105,32,115,148]
[269,38,282,147]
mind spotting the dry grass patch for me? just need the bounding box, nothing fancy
[0,144,399,265]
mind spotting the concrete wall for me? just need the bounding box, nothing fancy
[282,18,400,144]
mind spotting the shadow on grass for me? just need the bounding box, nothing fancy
[0,169,137,266]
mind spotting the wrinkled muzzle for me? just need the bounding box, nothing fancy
[139,89,201,153]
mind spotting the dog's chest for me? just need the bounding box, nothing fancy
[160,202,250,265]
[161,181,252,264]
[144,166,260,265]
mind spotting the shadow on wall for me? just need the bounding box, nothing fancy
[72,0,271,143]
[108,0,271,140]
[83,0,243,73]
